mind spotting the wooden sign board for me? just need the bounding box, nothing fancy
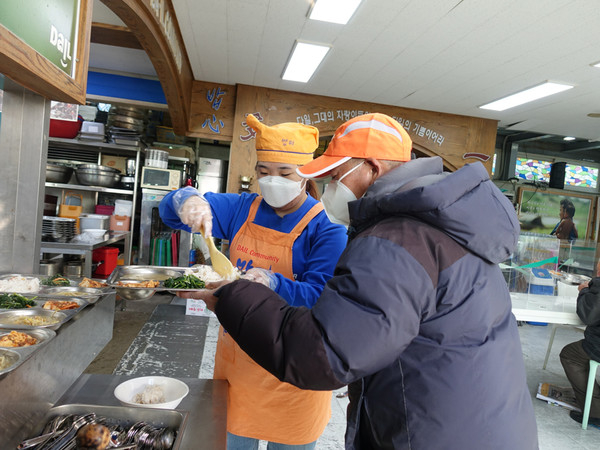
[0,0,92,103]
[226,84,497,193]
[188,81,236,140]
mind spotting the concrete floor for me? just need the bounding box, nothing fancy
[85,301,600,449]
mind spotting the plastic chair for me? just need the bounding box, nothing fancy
[542,324,585,370]
[582,359,600,429]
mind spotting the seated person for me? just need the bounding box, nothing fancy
[560,260,600,425]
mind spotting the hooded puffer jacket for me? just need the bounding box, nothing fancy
[215,157,538,449]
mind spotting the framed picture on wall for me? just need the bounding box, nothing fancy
[516,187,595,241]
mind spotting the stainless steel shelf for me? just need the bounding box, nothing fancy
[48,137,140,153]
[45,182,134,195]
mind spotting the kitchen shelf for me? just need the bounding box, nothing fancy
[48,137,140,154]
[45,182,134,195]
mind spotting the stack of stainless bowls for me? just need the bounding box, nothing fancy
[75,164,122,187]
[46,163,74,183]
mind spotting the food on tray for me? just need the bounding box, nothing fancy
[43,300,80,311]
[8,315,60,326]
[133,384,166,404]
[0,293,36,309]
[126,273,174,281]
[184,264,240,282]
[40,274,71,286]
[0,330,37,347]
[55,291,83,296]
[0,276,40,293]
[0,354,15,370]
[164,274,205,289]
[79,278,107,288]
[117,280,160,288]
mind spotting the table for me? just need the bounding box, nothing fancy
[40,231,131,278]
[511,292,583,325]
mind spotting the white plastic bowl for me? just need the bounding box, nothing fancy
[114,376,189,409]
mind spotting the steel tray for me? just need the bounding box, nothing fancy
[0,273,43,294]
[30,403,187,449]
[36,286,106,303]
[0,327,56,376]
[107,266,185,286]
[36,297,89,313]
[0,293,43,311]
[0,308,70,331]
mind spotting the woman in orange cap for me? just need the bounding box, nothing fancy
[159,114,347,449]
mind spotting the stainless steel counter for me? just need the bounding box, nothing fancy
[55,374,227,449]
[0,291,115,446]
[40,231,131,277]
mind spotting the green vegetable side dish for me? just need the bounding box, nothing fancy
[164,274,206,289]
[0,293,37,309]
[41,274,71,286]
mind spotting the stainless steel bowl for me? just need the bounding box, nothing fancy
[45,164,73,183]
[116,286,157,301]
[75,166,122,187]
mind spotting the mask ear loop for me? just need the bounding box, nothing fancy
[338,161,364,184]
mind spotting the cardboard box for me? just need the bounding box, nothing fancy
[101,155,128,174]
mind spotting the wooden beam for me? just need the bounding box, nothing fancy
[91,22,143,50]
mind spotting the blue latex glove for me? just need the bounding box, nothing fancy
[241,268,279,290]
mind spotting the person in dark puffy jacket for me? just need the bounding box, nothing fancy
[181,113,539,449]
[560,261,600,426]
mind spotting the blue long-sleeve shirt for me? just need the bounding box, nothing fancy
[159,189,347,308]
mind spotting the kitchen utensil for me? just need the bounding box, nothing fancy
[75,166,122,187]
[200,228,237,280]
[114,376,189,409]
[45,164,73,183]
[125,158,137,176]
[39,259,62,277]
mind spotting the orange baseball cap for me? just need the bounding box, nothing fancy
[297,113,412,178]
[246,114,319,165]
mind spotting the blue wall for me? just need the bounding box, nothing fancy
[86,71,167,105]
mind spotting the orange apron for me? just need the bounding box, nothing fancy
[214,197,331,444]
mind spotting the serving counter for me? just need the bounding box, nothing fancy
[0,289,115,446]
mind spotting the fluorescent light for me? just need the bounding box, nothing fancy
[479,81,574,111]
[563,136,576,141]
[282,42,330,83]
[591,61,600,68]
[309,0,362,24]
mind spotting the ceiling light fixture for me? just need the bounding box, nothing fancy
[308,0,362,24]
[590,61,600,68]
[479,81,574,112]
[282,41,330,83]
[563,136,576,141]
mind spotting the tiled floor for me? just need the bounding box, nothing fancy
[196,315,600,449]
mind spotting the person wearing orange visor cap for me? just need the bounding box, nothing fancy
[186,113,538,449]
[159,114,347,449]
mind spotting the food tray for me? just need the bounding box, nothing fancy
[36,286,106,304]
[0,274,43,294]
[107,265,223,292]
[107,266,185,287]
[0,328,56,376]
[28,403,187,449]
[0,308,70,331]
[36,297,89,313]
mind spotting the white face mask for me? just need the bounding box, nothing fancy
[321,162,364,226]
[259,176,306,208]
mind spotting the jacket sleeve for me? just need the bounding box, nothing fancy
[577,277,600,326]
[215,279,346,390]
[158,188,196,232]
[215,234,430,389]
[274,215,347,308]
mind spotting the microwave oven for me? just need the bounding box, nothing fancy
[140,166,181,191]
